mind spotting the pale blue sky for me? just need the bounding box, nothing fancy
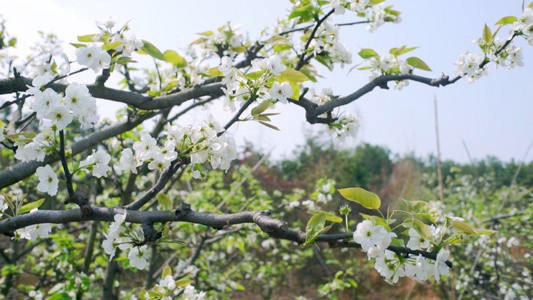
[2,0,532,163]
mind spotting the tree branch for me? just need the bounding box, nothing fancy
[0,204,451,267]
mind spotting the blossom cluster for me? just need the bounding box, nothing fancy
[353,219,450,284]
[330,1,401,32]
[15,209,52,240]
[189,22,246,58]
[75,17,143,73]
[220,54,292,112]
[454,7,533,83]
[102,211,150,270]
[306,22,352,68]
[165,114,237,179]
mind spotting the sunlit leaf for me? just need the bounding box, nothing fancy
[483,24,492,43]
[258,121,280,131]
[338,187,381,209]
[164,50,187,68]
[308,210,343,223]
[451,220,478,235]
[406,57,432,71]
[358,48,379,59]
[102,41,123,51]
[140,40,165,60]
[19,199,45,214]
[77,34,98,42]
[495,16,518,25]
[156,194,173,211]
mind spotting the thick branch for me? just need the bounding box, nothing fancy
[0,76,225,110]
[0,112,156,190]
[0,204,451,267]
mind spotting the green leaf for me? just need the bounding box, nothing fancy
[2,193,14,210]
[289,81,300,100]
[277,68,310,82]
[175,277,193,287]
[289,5,312,20]
[451,220,478,235]
[207,67,223,77]
[116,56,137,65]
[262,35,291,44]
[102,41,123,51]
[390,237,405,247]
[473,228,498,235]
[8,38,17,47]
[156,194,173,211]
[141,40,165,61]
[495,16,518,25]
[197,30,214,36]
[258,121,280,131]
[251,100,271,116]
[369,0,385,4]
[244,70,265,80]
[162,265,172,278]
[338,187,381,209]
[403,218,433,240]
[77,34,98,42]
[164,50,187,68]
[358,48,379,59]
[304,212,332,246]
[529,1,533,9]
[19,199,45,214]
[70,43,86,49]
[0,120,4,128]
[406,57,432,71]
[406,200,439,223]
[483,23,492,43]
[307,210,343,223]
[273,44,293,53]
[232,46,246,53]
[390,46,418,56]
[314,54,333,70]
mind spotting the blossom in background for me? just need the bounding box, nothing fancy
[36,165,59,196]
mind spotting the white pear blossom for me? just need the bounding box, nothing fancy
[118,148,139,174]
[75,45,111,73]
[16,223,52,240]
[128,245,149,270]
[44,104,73,131]
[406,227,431,249]
[269,81,293,104]
[353,220,396,258]
[80,149,112,178]
[36,165,59,196]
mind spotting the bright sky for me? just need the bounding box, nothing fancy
[2,0,532,164]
